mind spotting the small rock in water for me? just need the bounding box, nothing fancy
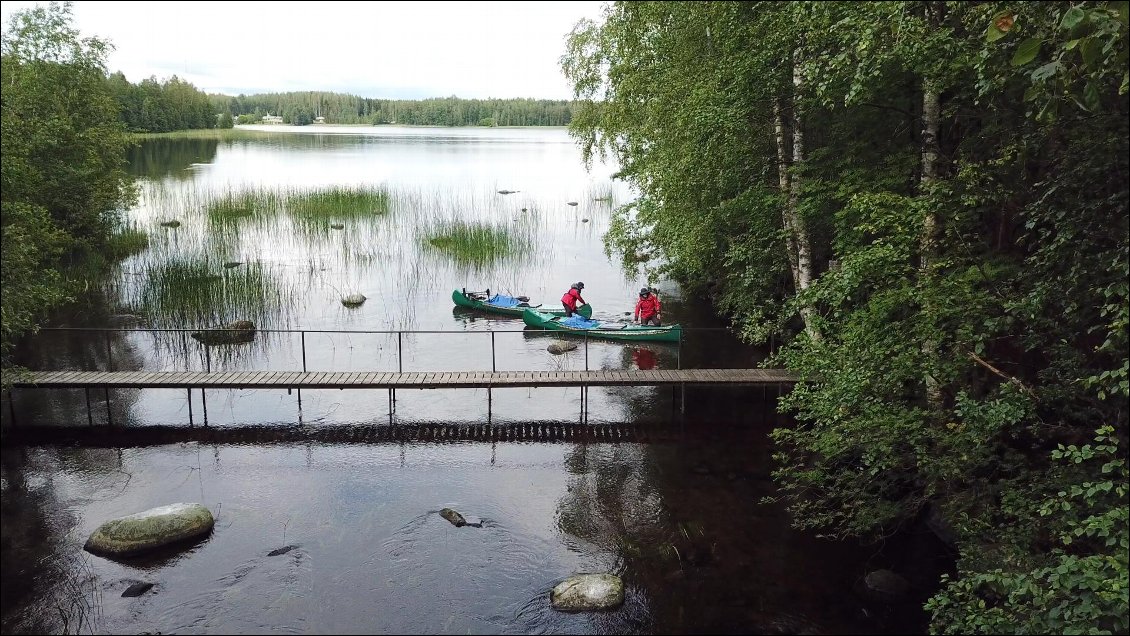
[551,573,624,611]
[440,508,467,527]
[581,218,589,223]
[547,341,578,355]
[497,189,519,195]
[521,207,528,212]
[223,262,242,268]
[121,581,154,597]
[566,201,579,206]
[341,293,366,307]
[858,569,911,604]
[330,223,345,230]
[159,220,181,228]
[267,544,298,557]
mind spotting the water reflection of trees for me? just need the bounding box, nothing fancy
[553,387,887,634]
[1,448,104,634]
[126,138,219,180]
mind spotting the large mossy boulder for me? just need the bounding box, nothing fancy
[85,503,215,558]
[857,569,911,604]
[191,320,256,345]
[551,573,624,612]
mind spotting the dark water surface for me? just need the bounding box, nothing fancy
[1,127,947,634]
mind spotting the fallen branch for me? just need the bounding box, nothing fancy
[967,351,1038,401]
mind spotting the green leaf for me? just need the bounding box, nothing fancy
[1080,38,1100,68]
[1061,7,1086,29]
[1031,61,1060,82]
[1012,38,1042,66]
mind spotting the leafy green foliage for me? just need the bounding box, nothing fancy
[564,1,1128,632]
[1,2,136,371]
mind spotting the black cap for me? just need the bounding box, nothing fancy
[639,287,650,295]
[576,282,585,289]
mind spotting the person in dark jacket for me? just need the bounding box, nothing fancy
[561,282,587,317]
[634,287,661,326]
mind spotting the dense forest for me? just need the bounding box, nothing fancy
[108,71,232,132]
[212,92,574,127]
[564,1,1127,633]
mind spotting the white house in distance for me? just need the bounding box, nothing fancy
[262,114,284,124]
[314,116,326,124]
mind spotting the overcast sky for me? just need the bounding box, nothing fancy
[0,0,607,99]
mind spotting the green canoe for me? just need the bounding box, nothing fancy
[521,308,682,343]
[453,289,592,318]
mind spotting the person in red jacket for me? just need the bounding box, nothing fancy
[561,282,587,317]
[634,287,662,326]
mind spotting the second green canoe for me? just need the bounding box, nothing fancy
[521,308,682,343]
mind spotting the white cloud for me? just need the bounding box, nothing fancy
[1,0,607,98]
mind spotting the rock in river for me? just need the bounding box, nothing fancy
[440,508,467,527]
[84,503,215,558]
[121,581,155,597]
[858,568,911,604]
[341,293,367,307]
[547,341,578,355]
[190,320,256,345]
[551,573,624,611]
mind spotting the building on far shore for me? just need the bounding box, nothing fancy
[262,114,283,124]
[314,116,326,124]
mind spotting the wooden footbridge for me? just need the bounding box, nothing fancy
[14,368,794,390]
[4,326,796,427]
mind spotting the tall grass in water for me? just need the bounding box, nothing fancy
[424,220,533,269]
[122,253,297,330]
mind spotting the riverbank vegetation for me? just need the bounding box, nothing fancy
[1,3,137,372]
[564,1,1128,632]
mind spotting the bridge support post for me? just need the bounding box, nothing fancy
[8,389,17,427]
[202,388,209,426]
[187,388,193,426]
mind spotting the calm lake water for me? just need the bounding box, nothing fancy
[0,125,947,634]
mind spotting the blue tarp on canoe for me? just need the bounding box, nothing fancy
[559,315,601,329]
[487,294,522,308]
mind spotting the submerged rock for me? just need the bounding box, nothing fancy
[159,220,181,228]
[341,293,366,307]
[330,223,345,230]
[440,508,467,527]
[108,313,144,326]
[551,573,624,611]
[566,201,579,206]
[497,189,520,195]
[190,320,256,345]
[121,581,154,597]
[581,218,589,223]
[223,261,243,268]
[858,569,911,604]
[267,544,298,557]
[85,503,214,558]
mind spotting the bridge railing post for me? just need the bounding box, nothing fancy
[301,330,307,372]
[205,342,211,373]
[491,330,496,373]
[584,333,589,371]
[398,331,403,373]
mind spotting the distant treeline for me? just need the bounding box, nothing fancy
[108,72,233,133]
[210,92,574,127]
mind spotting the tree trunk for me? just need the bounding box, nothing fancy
[789,62,821,341]
[773,98,800,286]
[920,84,942,407]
